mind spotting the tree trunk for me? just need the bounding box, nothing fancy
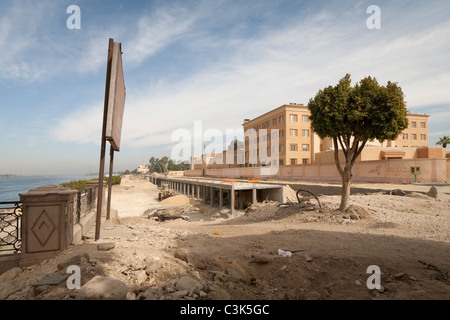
[339,171,351,211]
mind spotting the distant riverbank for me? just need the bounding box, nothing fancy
[0,174,18,179]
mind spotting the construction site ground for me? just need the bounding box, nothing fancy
[1,175,449,302]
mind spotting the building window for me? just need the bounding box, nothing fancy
[421,134,426,140]
[280,115,284,123]
[411,121,416,128]
[403,133,408,140]
[302,158,309,164]
[267,147,271,155]
[263,123,266,129]
[411,134,417,140]
[290,114,297,122]
[280,159,284,165]
[290,129,298,137]
[273,131,278,139]
[290,158,297,165]
[420,122,426,128]
[280,130,284,137]
[273,118,277,125]
[273,145,278,153]
[267,121,270,128]
[302,129,309,137]
[302,144,309,151]
[302,115,309,122]
[267,133,270,141]
[272,159,277,165]
[290,144,297,151]
[280,145,284,152]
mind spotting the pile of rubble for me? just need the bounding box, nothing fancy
[0,246,227,300]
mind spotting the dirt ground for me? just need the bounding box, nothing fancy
[1,175,449,300]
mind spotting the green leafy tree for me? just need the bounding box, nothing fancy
[167,160,177,171]
[308,74,408,211]
[227,138,244,150]
[436,136,450,149]
[149,156,164,173]
[149,157,156,171]
[149,156,189,173]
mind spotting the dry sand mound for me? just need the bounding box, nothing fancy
[160,194,191,206]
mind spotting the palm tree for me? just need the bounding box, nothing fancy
[436,136,450,149]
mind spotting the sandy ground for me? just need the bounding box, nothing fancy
[1,175,449,301]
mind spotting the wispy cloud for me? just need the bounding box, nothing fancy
[0,1,52,81]
[124,5,199,67]
[50,102,103,145]
[50,0,450,154]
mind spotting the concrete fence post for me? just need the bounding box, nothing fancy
[19,184,77,267]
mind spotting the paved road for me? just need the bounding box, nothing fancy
[181,175,450,196]
[262,179,450,196]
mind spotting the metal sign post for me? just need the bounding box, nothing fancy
[95,38,126,241]
[410,166,421,183]
[106,144,115,221]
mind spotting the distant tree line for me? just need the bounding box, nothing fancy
[149,156,189,173]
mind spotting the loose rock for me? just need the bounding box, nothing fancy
[0,267,22,283]
[32,272,69,287]
[135,270,147,285]
[57,252,90,271]
[97,242,116,251]
[250,252,273,263]
[175,275,203,294]
[76,276,128,300]
[427,186,438,198]
[390,189,406,196]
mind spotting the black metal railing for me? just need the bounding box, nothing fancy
[73,186,97,224]
[0,202,22,255]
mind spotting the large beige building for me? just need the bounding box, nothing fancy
[242,103,431,166]
[242,103,316,166]
[395,113,429,148]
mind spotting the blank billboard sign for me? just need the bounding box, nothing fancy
[105,41,126,152]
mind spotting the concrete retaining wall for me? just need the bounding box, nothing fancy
[187,158,448,183]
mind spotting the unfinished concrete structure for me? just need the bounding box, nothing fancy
[150,176,283,214]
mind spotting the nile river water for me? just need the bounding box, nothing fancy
[0,174,98,203]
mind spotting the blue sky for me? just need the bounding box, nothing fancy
[0,0,449,175]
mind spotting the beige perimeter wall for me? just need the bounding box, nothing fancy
[184,158,448,183]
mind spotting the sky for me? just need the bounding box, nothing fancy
[0,0,449,176]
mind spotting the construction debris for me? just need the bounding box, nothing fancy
[147,208,190,222]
